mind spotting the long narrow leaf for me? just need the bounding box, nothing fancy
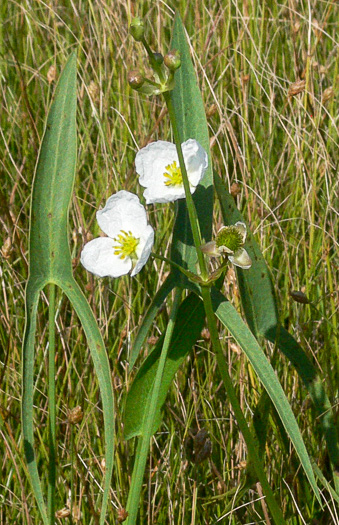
[124,293,204,440]
[215,172,339,481]
[22,53,114,524]
[129,274,176,368]
[170,14,213,280]
[210,287,320,502]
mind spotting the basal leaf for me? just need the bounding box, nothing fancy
[210,288,320,501]
[215,172,339,484]
[129,274,176,368]
[22,53,114,524]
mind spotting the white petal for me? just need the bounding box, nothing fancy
[135,139,208,204]
[143,185,185,204]
[80,237,132,278]
[229,248,252,269]
[182,139,208,188]
[131,225,154,276]
[234,221,247,243]
[135,141,177,187]
[201,241,222,257]
[96,191,147,238]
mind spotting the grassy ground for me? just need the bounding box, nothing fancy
[0,0,338,523]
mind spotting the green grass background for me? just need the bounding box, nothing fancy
[0,0,338,523]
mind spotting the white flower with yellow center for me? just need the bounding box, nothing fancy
[135,139,208,204]
[201,222,252,269]
[80,191,154,278]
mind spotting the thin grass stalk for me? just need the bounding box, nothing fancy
[126,288,182,525]
[47,283,56,525]
[164,90,286,524]
[70,423,74,525]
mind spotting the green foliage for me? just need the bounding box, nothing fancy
[124,293,204,439]
[169,13,214,278]
[22,53,114,524]
[1,1,338,523]
[215,172,339,487]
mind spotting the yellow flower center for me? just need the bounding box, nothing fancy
[113,230,140,260]
[163,161,183,187]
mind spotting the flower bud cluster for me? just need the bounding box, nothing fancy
[128,17,181,96]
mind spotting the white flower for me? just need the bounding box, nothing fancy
[135,139,208,204]
[80,191,154,278]
[201,221,252,269]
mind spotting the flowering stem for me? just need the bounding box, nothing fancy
[126,288,182,525]
[163,92,208,281]
[47,283,56,525]
[163,92,285,524]
[141,38,166,84]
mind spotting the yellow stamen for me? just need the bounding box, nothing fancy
[113,230,140,260]
[163,161,183,187]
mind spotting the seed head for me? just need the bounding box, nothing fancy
[288,79,306,97]
[128,70,145,89]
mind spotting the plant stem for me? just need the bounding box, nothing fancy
[163,92,208,280]
[126,288,182,525]
[164,89,286,524]
[47,283,56,525]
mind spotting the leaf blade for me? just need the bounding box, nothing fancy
[124,293,205,440]
[215,172,339,481]
[170,14,213,278]
[211,287,320,502]
[22,53,115,524]
[129,274,176,368]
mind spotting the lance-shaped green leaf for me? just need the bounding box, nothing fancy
[124,293,205,440]
[210,287,320,502]
[214,172,339,485]
[22,53,114,524]
[170,13,213,281]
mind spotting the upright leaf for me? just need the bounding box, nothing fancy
[170,14,213,279]
[214,173,339,487]
[22,53,114,524]
[129,274,176,368]
[124,293,205,440]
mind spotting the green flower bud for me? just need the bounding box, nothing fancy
[130,17,145,42]
[128,70,145,89]
[152,52,164,65]
[164,49,181,71]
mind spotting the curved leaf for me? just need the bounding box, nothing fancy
[210,287,320,502]
[215,172,339,482]
[22,52,114,524]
